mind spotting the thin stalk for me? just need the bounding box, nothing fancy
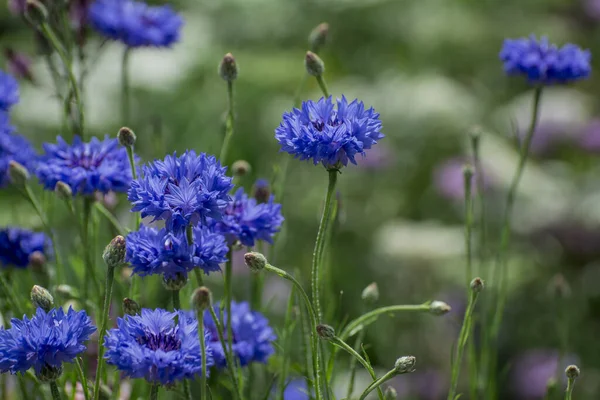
[150,384,159,400]
[82,198,100,302]
[315,75,330,98]
[263,263,323,400]
[94,202,128,235]
[75,358,90,400]
[276,287,296,400]
[565,378,576,400]
[358,369,397,400]
[312,170,338,321]
[345,331,365,399]
[127,147,140,300]
[447,290,481,400]
[122,48,131,125]
[93,264,116,400]
[172,289,181,310]
[50,381,62,400]
[219,80,235,164]
[197,308,208,400]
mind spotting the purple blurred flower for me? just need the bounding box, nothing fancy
[583,0,600,19]
[387,369,446,400]
[4,49,33,83]
[357,145,393,170]
[7,0,26,15]
[433,158,490,200]
[578,119,600,152]
[517,121,573,156]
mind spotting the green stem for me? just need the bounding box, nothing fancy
[82,198,100,302]
[122,48,131,125]
[447,290,480,400]
[358,369,397,400]
[94,202,128,236]
[172,289,181,310]
[75,358,90,400]
[197,308,208,400]
[315,75,330,98]
[565,378,575,400]
[208,306,243,400]
[224,251,235,375]
[264,263,323,400]
[93,265,116,400]
[345,331,365,399]
[219,80,235,165]
[50,381,62,400]
[312,170,338,322]
[194,269,205,286]
[127,146,140,301]
[276,287,296,400]
[150,384,159,400]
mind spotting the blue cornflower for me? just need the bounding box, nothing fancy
[0,115,37,188]
[90,0,183,48]
[0,307,96,379]
[0,70,18,111]
[0,227,50,268]
[36,135,133,196]
[128,151,233,233]
[275,96,384,169]
[210,187,284,247]
[281,379,310,400]
[204,301,276,368]
[103,308,213,385]
[500,35,591,84]
[126,225,228,279]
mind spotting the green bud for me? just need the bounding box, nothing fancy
[394,356,416,374]
[231,160,251,177]
[219,53,238,81]
[384,386,397,400]
[305,51,324,77]
[25,0,48,27]
[8,160,29,186]
[123,298,141,315]
[55,181,73,200]
[429,300,451,316]
[309,22,329,53]
[316,324,335,340]
[102,235,126,269]
[31,285,54,312]
[565,365,580,380]
[463,164,474,180]
[117,127,136,147]
[244,252,267,272]
[361,282,379,304]
[37,364,62,382]
[470,277,484,293]
[191,286,212,311]
[162,272,188,291]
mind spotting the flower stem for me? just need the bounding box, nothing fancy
[94,202,128,236]
[172,289,181,310]
[312,170,338,322]
[276,286,296,400]
[345,331,365,399]
[75,358,90,400]
[315,75,330,98]
[50,381,62,400]
[82,198,100,302]
[196,308,207,400]
[150,384,159,400]
[224,251,235,374]
[122,48,131,125]
[565,378,576,400]
[263,262,323,400]
[127,146,140,301]
[219,80,235,165]
[93,264,116,400]
[358,369,398,400]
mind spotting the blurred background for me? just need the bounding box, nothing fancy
[2,0,600,399]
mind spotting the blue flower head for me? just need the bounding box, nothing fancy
[0,307,96,378]
[500,35,591,84]
[0,70,18,111]
[36,135,134,196]
[204,301,276,368]
[275,96,384,169]
[210,187,284,247]
[0,227,50,268]
[0,115,37,188]
[126,225,228,279]
[90,0,183,48]
[104,308,213,385]
[128,151,234,233]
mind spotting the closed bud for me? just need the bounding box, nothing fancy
[361,282,379,304]
[469,125,482,145]
[252,179,271,203]
[463,164,474,180]
[309,22,329,53]
[384,386,397,400]
[123,298,141,315]
[244,252,267,272]
[117,127,136,147]
[470,277,484,293]
[102,236,126,268]
[316,324,335,339]
[162,272,188,291]
[31,285,54,312]
[305,51,325,77]
[29,251,46,273]
[25,0,48,27]
[8,160,29,186]
[231,160,251,177]
[548,273,571,299]
[565,365,580,380]
[55,181,73,200]
[219,53,238,81]
[37,364,62,382]
[55,284,78,299]
[394,356,416,374]
[429,300,451,316]
[191,286,212,311]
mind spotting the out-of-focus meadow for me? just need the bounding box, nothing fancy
[2,0,600,398]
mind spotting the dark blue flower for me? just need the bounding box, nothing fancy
[36,135,133,196]
[204,301,276,368]
[210,187,284,247]
[275,96,384,169]
[0,115,37,188]
[128,151,233,233]
[103,308,213,385]
[0,307,96,377]
[90,0,183,48]
[0,70,18,111]
[500,35,591,84]
[0,227,50,268]
[126,225,228,279]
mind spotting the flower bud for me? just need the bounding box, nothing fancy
[463,164,474,181]
[162,272,188,291]
[316,324,335,339]
[37,364,62,382]
[231,160,251,177]
[469,125,482,146]
[31,285,54,312]
[29,251,46,273]
[55,284,78,299]
[309,22,329,53]
[219,53,238,81]
[565,365,580,380]
[8,160,29,186]
[117,127,136,148]
[252,179,271,204]
[361,282,379,304]
[429,300,451,316]
[394,356,416,374]
[305,51,325,77]
[25,0,48,27]
[470,277,484,293]
[191,286,212,311]
[244,252,267,272]
[102,236,126,268]
[55,181,73,200]
[123,298,141,315]
[384,386,397,400]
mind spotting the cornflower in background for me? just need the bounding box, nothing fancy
[0,69,18,111]
[0,114,37,188]
[0,227,50,268]
[433,157,491,201]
